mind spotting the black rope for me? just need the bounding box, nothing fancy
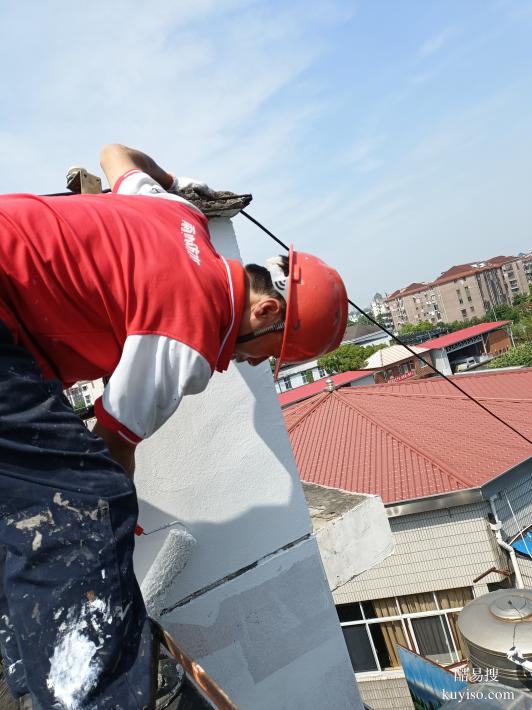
[240,210,532,446]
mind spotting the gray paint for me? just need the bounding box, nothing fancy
[164,537,363,709]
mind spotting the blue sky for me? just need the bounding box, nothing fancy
[1,0,531,306]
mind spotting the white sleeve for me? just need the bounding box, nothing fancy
[100,334,212,441]
[114,169,204,215]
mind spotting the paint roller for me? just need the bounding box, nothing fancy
[139,525,240,709]
[139,521,197,618]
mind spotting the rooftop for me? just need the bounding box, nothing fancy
[342,322,382,342]
[421,321,511,350]
[283,369,532,505]
[278,370,374,408]
[363,344,428,369]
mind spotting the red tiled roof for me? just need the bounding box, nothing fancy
[283,369,532,505]
[278,371,374,408]
[386,283,428,300]
[421,321,511,350]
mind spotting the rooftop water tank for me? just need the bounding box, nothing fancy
[458,589,532,691]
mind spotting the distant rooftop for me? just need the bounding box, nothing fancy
[363,344,427,369]
[278,370,374,408]
[283,369,532,505]
[421,320,511,350]
[342,322,382,342]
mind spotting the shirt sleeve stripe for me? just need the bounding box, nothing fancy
[113,169,143,193]
[94,397,142,446]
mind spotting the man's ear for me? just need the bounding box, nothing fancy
[253,297,283,323]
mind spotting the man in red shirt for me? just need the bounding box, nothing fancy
[0,144,347,708]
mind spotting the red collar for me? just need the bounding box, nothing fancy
[215,258,246,372]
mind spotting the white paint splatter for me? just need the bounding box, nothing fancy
[15,511,52,530]
[8,659,22,675]
[32,530,43,551]
[47,626,101,709]
[47,597,113,709]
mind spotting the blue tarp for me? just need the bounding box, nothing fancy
[511,529,532,558]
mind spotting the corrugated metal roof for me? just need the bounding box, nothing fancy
[364,344,428,369]
[421,321,511,349]
[278,371,374,408]
[283,369,532,505]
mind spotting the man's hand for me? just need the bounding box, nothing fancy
[93,420,136,479]
[167,174,215,198]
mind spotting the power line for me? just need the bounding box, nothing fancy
[240,209,532,446]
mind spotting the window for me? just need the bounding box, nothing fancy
[458,298,463,304]
[411,616,454,664]
[461,309,467,317]
[338,587,474,674]
[281,377,292,390]
[467,296,472,302]
[303,369,314,384]
[470,306,475,312]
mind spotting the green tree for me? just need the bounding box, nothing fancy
[490,303,520,321]
[513,316,532,344]
[399,320,434,335]
[488,342,532,368]
[318,343,386,374]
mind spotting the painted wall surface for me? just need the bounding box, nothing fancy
[133,217,362,708]
[162,537,363,710]
[316,494,395,590]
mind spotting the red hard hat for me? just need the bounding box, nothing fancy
[274,246,348,379]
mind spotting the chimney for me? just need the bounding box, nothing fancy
[325,378,334,392]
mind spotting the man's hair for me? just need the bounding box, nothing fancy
[245,256,289,307]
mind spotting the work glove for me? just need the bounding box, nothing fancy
[168,175,215,198]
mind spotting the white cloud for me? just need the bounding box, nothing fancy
[418,27,455,58]
[342,136,385,173]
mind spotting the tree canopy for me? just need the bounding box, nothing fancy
[488,342,532,369]
[318,343,386,374]
[399,320,434,334]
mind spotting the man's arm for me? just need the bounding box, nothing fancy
[93,420,136,479]
[100,144,173,192]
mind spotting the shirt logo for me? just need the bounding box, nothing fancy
[181,220,201,265]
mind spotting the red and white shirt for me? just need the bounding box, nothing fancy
[0,170,246,444]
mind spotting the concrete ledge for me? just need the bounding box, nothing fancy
[303,483,394,590]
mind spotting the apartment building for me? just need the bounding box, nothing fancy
[520,252,532,285]
[386,255,529,330]
[370,293,394,331]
